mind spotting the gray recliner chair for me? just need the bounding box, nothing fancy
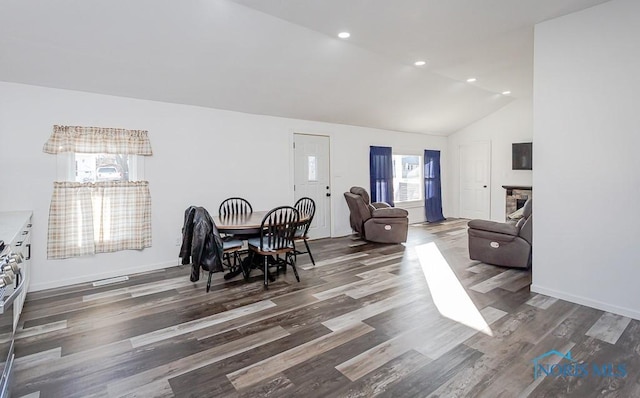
[343,186,409,243]
[467,198,532,268]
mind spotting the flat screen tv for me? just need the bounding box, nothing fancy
[512,142,532,170]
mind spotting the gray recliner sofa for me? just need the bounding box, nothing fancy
[467,198,532,268]
[343,186,409,243]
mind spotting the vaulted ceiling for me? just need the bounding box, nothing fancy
[0,0,609,135]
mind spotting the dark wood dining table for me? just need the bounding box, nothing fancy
[213,210,310,236]
[212,210,309,280]
[212,211,271,236]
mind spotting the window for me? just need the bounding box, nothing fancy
[44,125,152,259]
[70,153,142,182]
[392,154,423,203]
[76,153,126,182]
[307,155,317,181]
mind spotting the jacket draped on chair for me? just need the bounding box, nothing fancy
[179,206,224,281]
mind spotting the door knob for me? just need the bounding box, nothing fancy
[483,185,487,188]
[326,193,331,197]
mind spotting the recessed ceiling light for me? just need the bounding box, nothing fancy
[414,61,427,66]
[466,77,477,83]
[338,32,350,39]
[502,90,512,95]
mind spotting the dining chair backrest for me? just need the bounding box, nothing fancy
[219,197,253,216]
[258,206,300,252]
[294,197,316,238]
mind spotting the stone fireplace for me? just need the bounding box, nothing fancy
[502,185,532,219]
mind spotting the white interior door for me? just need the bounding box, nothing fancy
[293,134,331,238]
[459,141,491,220]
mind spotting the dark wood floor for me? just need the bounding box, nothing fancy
[13,220,640,397]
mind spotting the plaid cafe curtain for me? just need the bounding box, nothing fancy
[44,125,153,259]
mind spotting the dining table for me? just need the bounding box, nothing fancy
[212,211,271,236]
[212,210,309,280]
[213,210,310,236]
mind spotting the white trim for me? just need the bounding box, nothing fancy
[531,284,640,321]
[56,152,74,180]
[92,275,129,286]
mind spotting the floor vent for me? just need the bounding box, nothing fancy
[92,275,129,287]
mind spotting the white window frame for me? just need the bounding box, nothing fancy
[392,151,424,208]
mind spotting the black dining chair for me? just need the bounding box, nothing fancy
[208,221,244,291]
[218,197,255,268]
[219,197,253,216]
[247,206,300,289]
[218,196,257,239]
[293,197,316,266]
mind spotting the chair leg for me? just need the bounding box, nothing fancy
[206,270,213,292]
[236,252,249,281]
[223,252,230,268]
[288,252,300,282]
[246,251,255,281]
[263,255,270,289]
[303,239,315,266]
[292,240,298,264]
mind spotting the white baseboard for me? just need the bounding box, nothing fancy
[530,284,640,321]
[28,261,180,292]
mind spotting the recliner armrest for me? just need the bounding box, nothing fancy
[468,219,519,236]
[372,207,408,218]
[371,202,391,209]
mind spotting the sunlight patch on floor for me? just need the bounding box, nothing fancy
[416,242,493,336]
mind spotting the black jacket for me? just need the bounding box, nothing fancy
[179,206,224,281]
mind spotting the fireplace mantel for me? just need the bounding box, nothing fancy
[503,185,532,219]
[502,185,532,191]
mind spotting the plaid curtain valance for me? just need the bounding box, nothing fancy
[43,125,153,155]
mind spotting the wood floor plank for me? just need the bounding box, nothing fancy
[301,252,369,270]
[526,293,559,310]
[14,347,62,372]
[333,350,432,397]
[226,322,374,389]
[470,269,530,294]
[312,272,395,300]
[381,343,484,398]
[414,306,507,360]
[474,336,575,398]
[129,299,276,348]
[359,252,405,266]
[16,320,68,339]
[283,328,392,397]
[322,289,427,331]
[169,324,332,398]
[236,374,295,398]
[108,326,290,396]
[585,311,632,345]
[336,325,428,382]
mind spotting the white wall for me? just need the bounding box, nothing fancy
[533,0,640,319]
[0,82,447,291]
[447,99,533,221]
